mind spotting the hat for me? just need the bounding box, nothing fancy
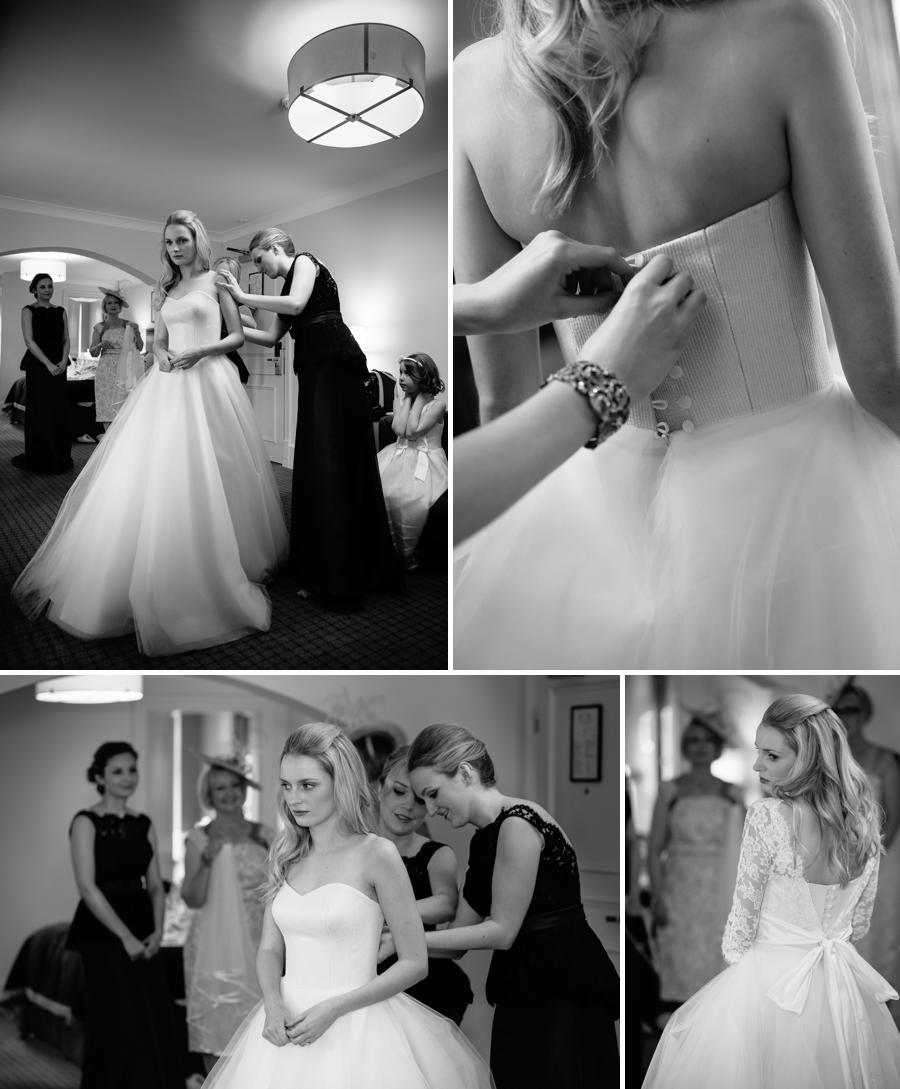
[98,286,129,308]
[199,752,261,790]
[680,704,734,745]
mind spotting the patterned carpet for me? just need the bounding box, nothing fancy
[0,414,448,667]
[0,1015,79,1089]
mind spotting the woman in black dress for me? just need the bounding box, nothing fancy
[400,724,619,1089]
[217,230,402,608]
[374,746,473,1024]
[12,272,72,473]
[68,741,182,1089]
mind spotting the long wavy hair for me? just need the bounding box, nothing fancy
[159,210,212,296]
[265,723,373,900]
[496,0,849,216]
[761,694,882,885]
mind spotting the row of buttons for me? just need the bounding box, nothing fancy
[652,362,695,437]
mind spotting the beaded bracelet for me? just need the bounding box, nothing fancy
[541,360,631,448]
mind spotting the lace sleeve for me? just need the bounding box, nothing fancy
[851,855,880,942]
[721,802,774,964]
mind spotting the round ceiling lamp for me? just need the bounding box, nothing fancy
[35,674,143,704]
[286,23,425,148]
[21,258,66,283]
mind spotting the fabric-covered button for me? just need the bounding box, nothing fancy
[669,365,684,379]
[677,395,692,409]
[682,420,695,433]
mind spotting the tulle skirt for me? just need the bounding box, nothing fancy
[642,939,900,1088]
[454,380,900,668]
[377,442,448,558]
[12,355,288,656]
[202,985,493,1089]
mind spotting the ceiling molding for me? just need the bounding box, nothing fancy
[0,194,162,235]
[216,158,448,243]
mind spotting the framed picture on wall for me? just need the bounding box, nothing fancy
[248,270,264,296]
[570,705,602,782]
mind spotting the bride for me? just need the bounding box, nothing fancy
[201,723,492,1089]
[453,0,900,668]
[12,209,288,656]
[642,695,900,1087]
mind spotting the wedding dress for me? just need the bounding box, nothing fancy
[202,882,493,1089]
[454,187,900,668]
[12,290,288,655]
[642,798,900,1088]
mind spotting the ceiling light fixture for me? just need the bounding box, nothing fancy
[285,23,425,148]
[35,675,143,704]
[21,258,66,283]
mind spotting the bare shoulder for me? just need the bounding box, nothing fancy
[364,832,403,870]
[454,37,505,125]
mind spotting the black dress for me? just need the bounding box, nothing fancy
[67,810,182,1089]
[282,254,403,603]
[377,840,474,1024]
[462,804,619,1089]
[13,304,72,473]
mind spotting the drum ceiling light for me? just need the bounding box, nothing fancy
[21,259,66,283]
[285,23,425,148]
[35,675,143,704]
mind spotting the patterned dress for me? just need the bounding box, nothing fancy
[655,781,744,1001]
[94,321,141,422]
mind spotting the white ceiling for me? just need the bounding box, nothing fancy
[0,0,448,239]
[0,252,137,287]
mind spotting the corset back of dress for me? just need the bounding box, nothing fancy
[758,867,872,942]
[553,188,833,434]
[162,291,221,354]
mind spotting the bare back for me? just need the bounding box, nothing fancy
[456,0,900,422]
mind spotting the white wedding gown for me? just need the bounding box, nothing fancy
[643,798,900,1088]
[12,290,289,656]
[202,882,493,1089]
[454,187,900,668]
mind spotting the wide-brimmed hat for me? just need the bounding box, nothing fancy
[97,285,129,308]
[680,704,734,745]
[198,752,261,790]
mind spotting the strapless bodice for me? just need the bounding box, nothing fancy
[161,291,222,354]
[271,883,383,998]
[554,188,834,435]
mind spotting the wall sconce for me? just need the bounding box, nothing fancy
[285,23,425,147]
[35,674,143,704]
[21,258,66,283]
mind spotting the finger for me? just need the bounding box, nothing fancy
[634,253,675,285]
[678,286,706,318]
[560,241,633,279]
[554,292,620,319]
[663,270,695,302]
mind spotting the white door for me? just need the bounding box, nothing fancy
[539,676,621,971]
[243,312,285,464]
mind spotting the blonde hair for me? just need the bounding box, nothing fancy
[407,724,496,786]
[212,256,242,281]
[761,694,882,885]
[248,228,296,256]
[497,0,849,216]
[265,723,373,899]
[159,210,212,296]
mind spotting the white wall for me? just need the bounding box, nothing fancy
[228,171,448,384]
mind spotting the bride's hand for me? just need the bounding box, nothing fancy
[261,1001,292,1047]
[170,348,204,370]
[286,999,339,1046]
[155,348,175,373]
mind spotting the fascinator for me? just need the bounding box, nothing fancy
[98,285,129,308]
[198,751,261,790]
